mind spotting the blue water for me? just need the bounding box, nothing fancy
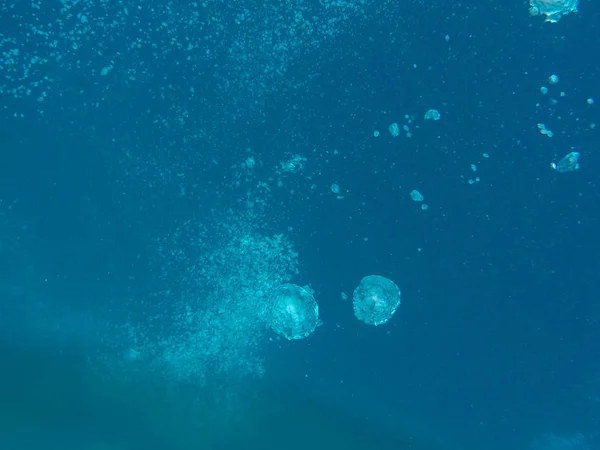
[0,0,599,449]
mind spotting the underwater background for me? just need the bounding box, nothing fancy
[0,0,599,449]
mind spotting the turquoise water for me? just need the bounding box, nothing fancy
[0,0,599,448]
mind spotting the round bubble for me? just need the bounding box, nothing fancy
[267,284,319,340]
[353,275,401,326]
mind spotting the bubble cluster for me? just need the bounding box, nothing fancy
[131,210,299,382]
[0,0,382,118]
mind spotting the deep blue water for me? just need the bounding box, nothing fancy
[0,0,599,449]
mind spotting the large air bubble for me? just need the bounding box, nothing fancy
[266,284,319,340]
[353,275,401,326]
[529,0,578,22]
